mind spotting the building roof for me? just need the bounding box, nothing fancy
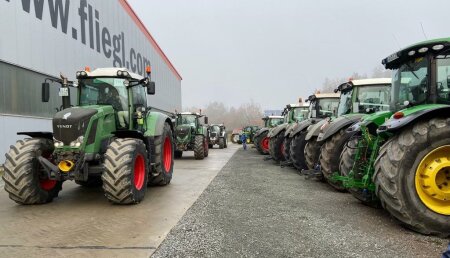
[120,0,182,81]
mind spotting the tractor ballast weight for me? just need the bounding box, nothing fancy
[3,67,175,205]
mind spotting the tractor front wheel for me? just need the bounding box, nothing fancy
[269,132,285,163]
[149,123,174,186]
[3,138,63,204]
[194,135,206,160]
[255,131,270,155]
[219,138,225,149]
[374,118,450,237]
[283,137,292,162]
[290,131,308,170]
[102,138,149,204]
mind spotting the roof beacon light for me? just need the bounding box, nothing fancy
[393,111,404,119]
[408,50,415,56]
[146,65,151,74]
[432,44,444,51]
[418,47,428,53]
[85,66,91,72]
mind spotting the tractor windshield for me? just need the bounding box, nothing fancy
[269,118,284,127]
[391,57,428,110]
[211,125,220,132]
[292,107,309,122]
[337,90,352,116]
[178,114,197,127]
[317,98,340,118]
[79,78,128,111]
[354,85,390,113]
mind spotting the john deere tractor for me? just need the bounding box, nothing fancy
[174,112,209,160]
[253,116,284,154]
[311,78,391,190]
[267,103,309,163]
[208,124,228,149]
[3,67,175,205]
[288,93,340,170]
[340,38,450,237]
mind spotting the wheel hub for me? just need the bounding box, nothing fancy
[262,137,269,151]
[415,145,450,215]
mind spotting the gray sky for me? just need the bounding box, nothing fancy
[128,0,450,110]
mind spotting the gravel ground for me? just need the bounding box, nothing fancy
[152,148,448,258]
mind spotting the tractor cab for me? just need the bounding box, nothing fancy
[306,93,340,120]
[262,116,284,128]
[174,112,210,159]
[283,104,310,123]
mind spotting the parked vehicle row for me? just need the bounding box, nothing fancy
[256,38,450,238]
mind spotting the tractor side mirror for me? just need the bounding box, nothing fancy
[204,116,209,124]
[42,83,50,102]
[147,81,156,95]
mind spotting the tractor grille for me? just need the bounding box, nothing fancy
[53,108,98,145]
[210,132,217,138]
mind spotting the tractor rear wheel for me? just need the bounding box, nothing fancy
[3,138,63,204]
[219,138,225,149]
[231,134,239,144]
[374,118,450,237]
[320,128,352,191]
[340,138,380,207]
[269,132,285,163]
[102,138,149,204]
[149,123,174,186]
[290,131,308,170]
[255,131,270,155]
[305,137,323,170]
[224,137,228,148]
[283,137,292,162]
[75,176,103,188]
[194,135,205,160]
[174,150,183,159]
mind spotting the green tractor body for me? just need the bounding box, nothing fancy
[311,78,391,190]
[267,104,310,163]
[3,67,175,205]
[252,116,284,154]
[339,38,450,237]
[174,112,209,160]
[287,93,340,170]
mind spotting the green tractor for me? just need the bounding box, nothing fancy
[311,79,391,190]
[253,116,284,154]
[288,93,340,170]
[267,103,309,163]
[3,67,175,205]
[337,38,450,237]
[174,112,209,160]
[208,124,228,149]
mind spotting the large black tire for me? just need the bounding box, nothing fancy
[269,132,285,163]
[290,131,308,170]
[219,138,225,149]
[102,138,149,204]
[174,150,183,159]
[224,136,228,148]
[283,137,292,162]
[231,134,239,144]
[204,137,209,157]
[75,176,103,188]
[305,137,323,170]
[149,123,174,186]
[320,128,352,191]
[194,135,205,160]
[255,131,270,155]
[3,138,63,204]
[340,138,380,207]
[374,118,450,237]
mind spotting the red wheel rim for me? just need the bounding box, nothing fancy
[40,179,57,191]
[262,137,269,151]
[163,136,172,173]
[134,154,145,190]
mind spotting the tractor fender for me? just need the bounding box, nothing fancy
[268,123,288,138]
[290,119,313,137]
[17,132,53,140]
[144,111,174,137]
[254,127,269,138]
[284,123,297,137]
[317,114,364,142]
[377,105,450,133]
[305,119,327,141]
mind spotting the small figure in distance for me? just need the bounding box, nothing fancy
[240,133,247,150]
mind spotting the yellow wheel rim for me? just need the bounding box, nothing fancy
[415,145,450,215]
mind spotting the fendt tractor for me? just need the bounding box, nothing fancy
[253,116,284,154]
[288,93,340,170]
[3,67,175,205]
[339,38,450,237]
[310,78,391,190]
[174,112,209,160]
[208,124,228,149]
[267,103,309,163]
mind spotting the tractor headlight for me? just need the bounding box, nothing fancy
[54,141,64,148]
[117,70,130,77]
[70,136,84,148]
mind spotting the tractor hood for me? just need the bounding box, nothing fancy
[176,125,192,143]
[53,107,98,145]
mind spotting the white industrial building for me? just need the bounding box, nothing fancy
[0,0,182,163]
